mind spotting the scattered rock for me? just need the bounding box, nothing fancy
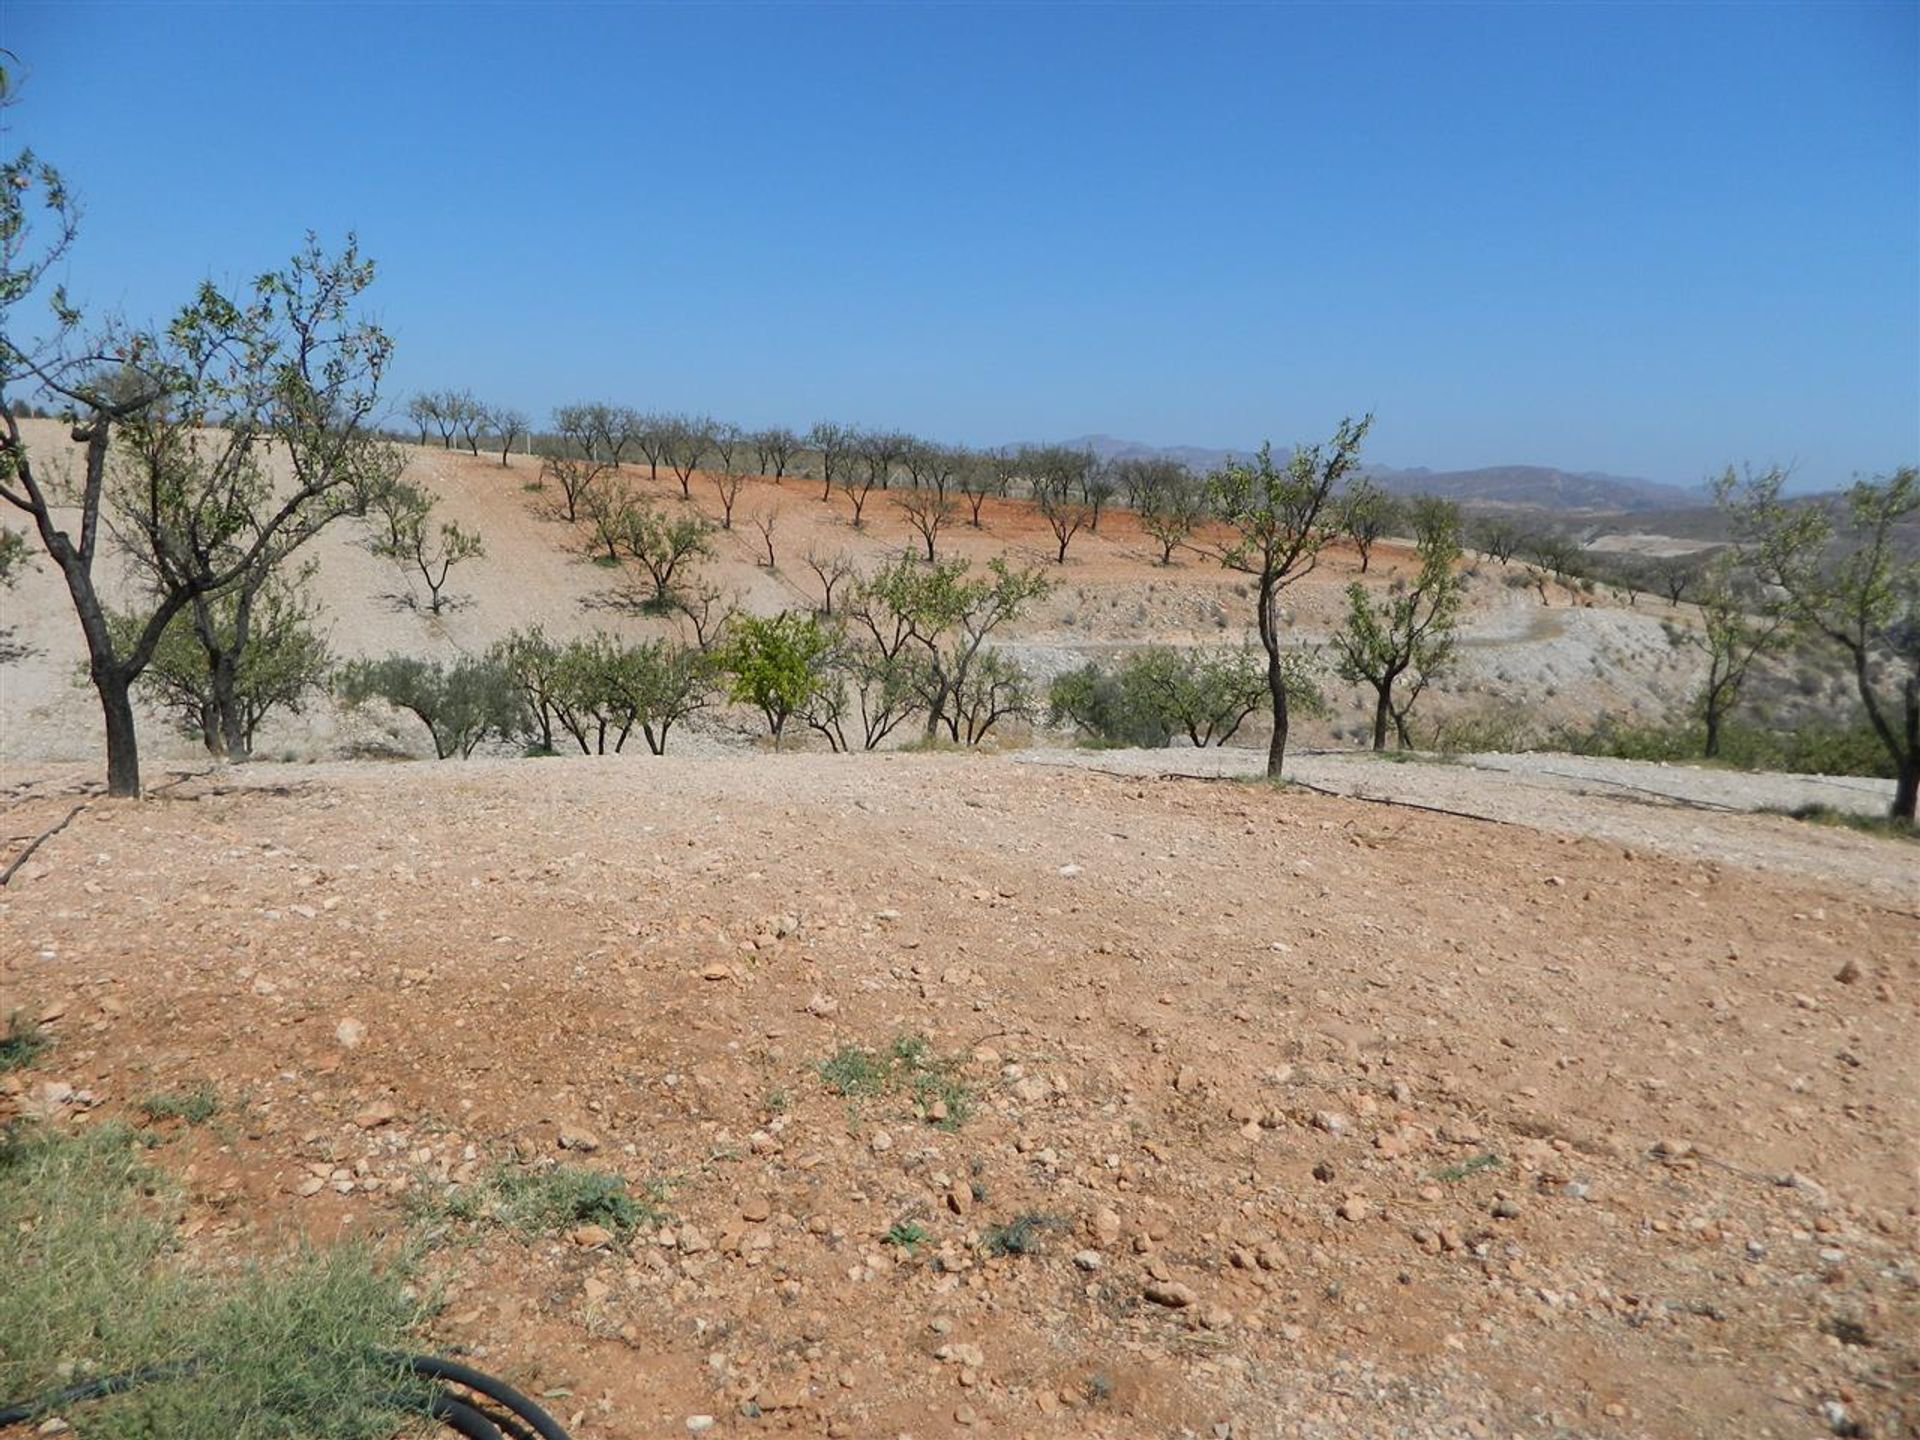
[1143,1281,1197,1309]
[569,1223,614,1249]
[1072,1249,1104,1272]
[353,1098,396,1130]
[1834,958,1863,985]
[335,1017,366,1049]
[557,1124,601,1152]
[1337,1195,1371,1223]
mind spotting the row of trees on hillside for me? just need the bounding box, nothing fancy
[4,67,1913,817]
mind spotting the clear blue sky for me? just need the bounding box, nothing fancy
[7,1,1916,489]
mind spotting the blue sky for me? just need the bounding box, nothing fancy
[6,1,1916,489]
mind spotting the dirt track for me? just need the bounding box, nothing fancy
[1020,748,1914,903]
[3,753,1915,1439]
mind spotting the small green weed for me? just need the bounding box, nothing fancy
[817,1034,974,1129]
[0,1012,48,1072]
[982,1212,1064,1257]
[418,1162,666,1241]
[884,1221,928,1252]
[139,1083,221,1126]
[1434,1152,1502,1183]
[819,1045,891,1097]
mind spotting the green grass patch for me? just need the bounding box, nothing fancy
[815,1035,974,1129]
[415,1161,667,1242]
[138,1083,221,1127]
[1433,1152,1502,1183]
[1,1011,48,1072]
[0,1121,433,1439]
[982,1212,1065,1258]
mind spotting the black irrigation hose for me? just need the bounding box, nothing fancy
[0,1354,572,1439]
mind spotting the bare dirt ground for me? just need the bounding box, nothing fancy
[1021,748,1915,904]
[3,753,1915,1439]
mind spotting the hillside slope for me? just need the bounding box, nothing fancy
[1,421,1706,765]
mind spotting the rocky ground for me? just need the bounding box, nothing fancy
[2,753,1915,1439]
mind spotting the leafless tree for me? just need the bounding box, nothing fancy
[750,506,780,568]
[805,548,856,616]
[844,429,908,527]
[490,406,528,466]
[808,421,854,502]
[711,468,749,529]
[896,484,955,561]
[752,426,802,480]
[708,420,744,475]
[662,413,715,499]
[1027,445,1097,563]
[958,449,1008,528]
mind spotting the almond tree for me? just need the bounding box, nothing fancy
[1718,465,1919,820]
[1028,445,1096,563]
[804,547,856,615]
[662,413,715,499]
[807,421,854,502]
[958,449,1008,528]
[1667,554,1781,759]
[1140,469,1203,564]
[1207,416,1372,777]
[1331,496,1463,749]
[2,144,396,792]
[1340,483,1399,573]
[752,426,802,480]
[490,405,528,466]
[895,483,955,561]
[541,407,614,521]
[843,429,907,527]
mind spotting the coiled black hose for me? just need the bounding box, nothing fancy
[0,1353,571,1438]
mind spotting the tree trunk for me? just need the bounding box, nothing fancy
[1894,758,1917,822]
[1703,705,1722,759]
[1258,579,1289,778]
[98,670,143,798]
[1371,687,1391,751]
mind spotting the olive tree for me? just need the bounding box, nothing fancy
[1331,496,1464,749]
[1206,416,1371,777]
[110,570,330,756]
[1718,465,1919,819]
[335,654,521,758]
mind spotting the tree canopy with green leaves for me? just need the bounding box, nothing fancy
[1717,465,1918,820]
[1331,497,1465,750]
[1206,416,1371,776]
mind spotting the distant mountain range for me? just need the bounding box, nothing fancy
[1049,434,1707,514]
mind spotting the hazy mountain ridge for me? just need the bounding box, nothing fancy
[1050,433,1708,513]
